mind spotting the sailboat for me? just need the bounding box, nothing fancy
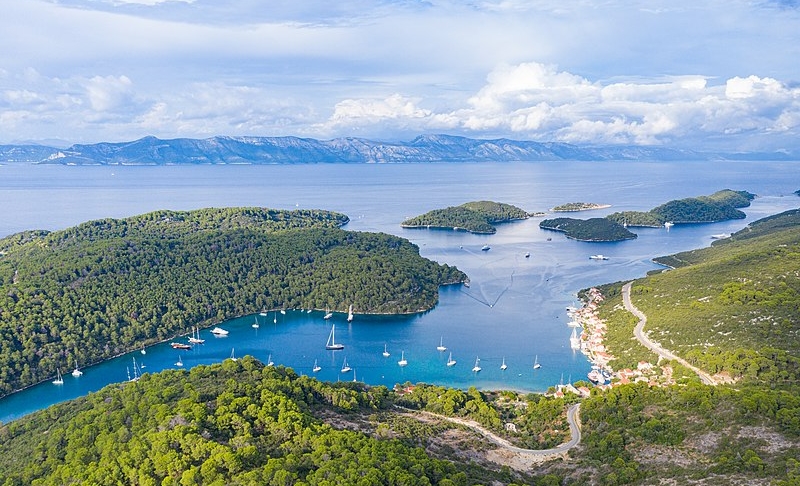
[436,337,447,352]
[500,357,507,371]
[323,308,333,320]
[325,324,344,350]
[267,354,274,367]
[260,309,267,316]
[340,357,351,373]
[229,348,237,361]
[472,357,481,373]
[347,304,354,322]
[273,312,277,324]
[175,355,184,367]
[312,359,321,372]
[570,328,581,350]
[352,369,358,382]
[130,357,141,381]
[188,326,205,344]
[252,316,260,329]
[140,344,146,355]
[382,343,390,357]
[534,355,541,369]
[52,368,64,385]
[446,352,456,367]
[398,351,408,367]
[71,359,83,377]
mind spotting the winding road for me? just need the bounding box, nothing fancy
[395,403,581,467]
[622,282,717,385]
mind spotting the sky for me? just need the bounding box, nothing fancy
[2,0,800,152]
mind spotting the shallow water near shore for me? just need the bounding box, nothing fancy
[1,160,798,423]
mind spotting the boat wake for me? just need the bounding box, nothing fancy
[460,268,517,308]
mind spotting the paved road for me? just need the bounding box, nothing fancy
[622,282,716,385]
[395,403,581,461]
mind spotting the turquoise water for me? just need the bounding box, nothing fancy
[1,160,798,422]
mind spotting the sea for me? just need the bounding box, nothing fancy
[1,160,798,423]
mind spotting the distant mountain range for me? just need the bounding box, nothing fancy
[0,134,795,165]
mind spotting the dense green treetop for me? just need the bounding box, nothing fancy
[0,358,473,485]
[538,217,637,242]
[401,201,529,234]
[0,208,466,396]
[606,189,754,227]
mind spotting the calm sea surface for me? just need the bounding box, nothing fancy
[1,160,799,422]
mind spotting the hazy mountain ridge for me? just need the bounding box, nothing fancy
[2,134,794,165]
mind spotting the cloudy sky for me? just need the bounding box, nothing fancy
[2,0,800,152]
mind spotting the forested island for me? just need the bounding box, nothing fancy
[401,201,530,234]
[551,202,611,212]
[606,189,754,227]
[0,208,465,396]
[538,217,637,242]
[540,190,756,241]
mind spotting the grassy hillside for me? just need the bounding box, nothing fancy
[0,208,466,396]
[603,208,800,385]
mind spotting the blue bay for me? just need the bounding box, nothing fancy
[1,160,798,423]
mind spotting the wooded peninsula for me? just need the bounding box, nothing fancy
[0,208,465,396]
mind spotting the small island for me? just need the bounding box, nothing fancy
[539,217,637,242]
[401,200,530,234]
[552,202,611,212]
[606,189,755,227]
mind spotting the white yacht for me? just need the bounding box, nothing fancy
[471,357,481,373]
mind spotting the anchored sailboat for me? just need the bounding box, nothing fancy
[312,359,321,372]
[340,357,351,373]
[382,343,390,357]
[570,328,581,350]
[188,326,205,344]
[398,351,408,367]
[347,304,354,322]
[534,355,541,369]
[71,359,83,377]
[472,357,481,373]
[436,337,446,352]
[52,368,64,385]
[325,324,344,350]
[446,352,456,367]
[500,357,507,371]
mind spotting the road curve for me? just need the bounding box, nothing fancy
[622,282,716,385]
[395,403,581,463]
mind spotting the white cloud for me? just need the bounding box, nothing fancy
[317,62,800,150]
[85,75,134,112]
[1,1,800,151]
